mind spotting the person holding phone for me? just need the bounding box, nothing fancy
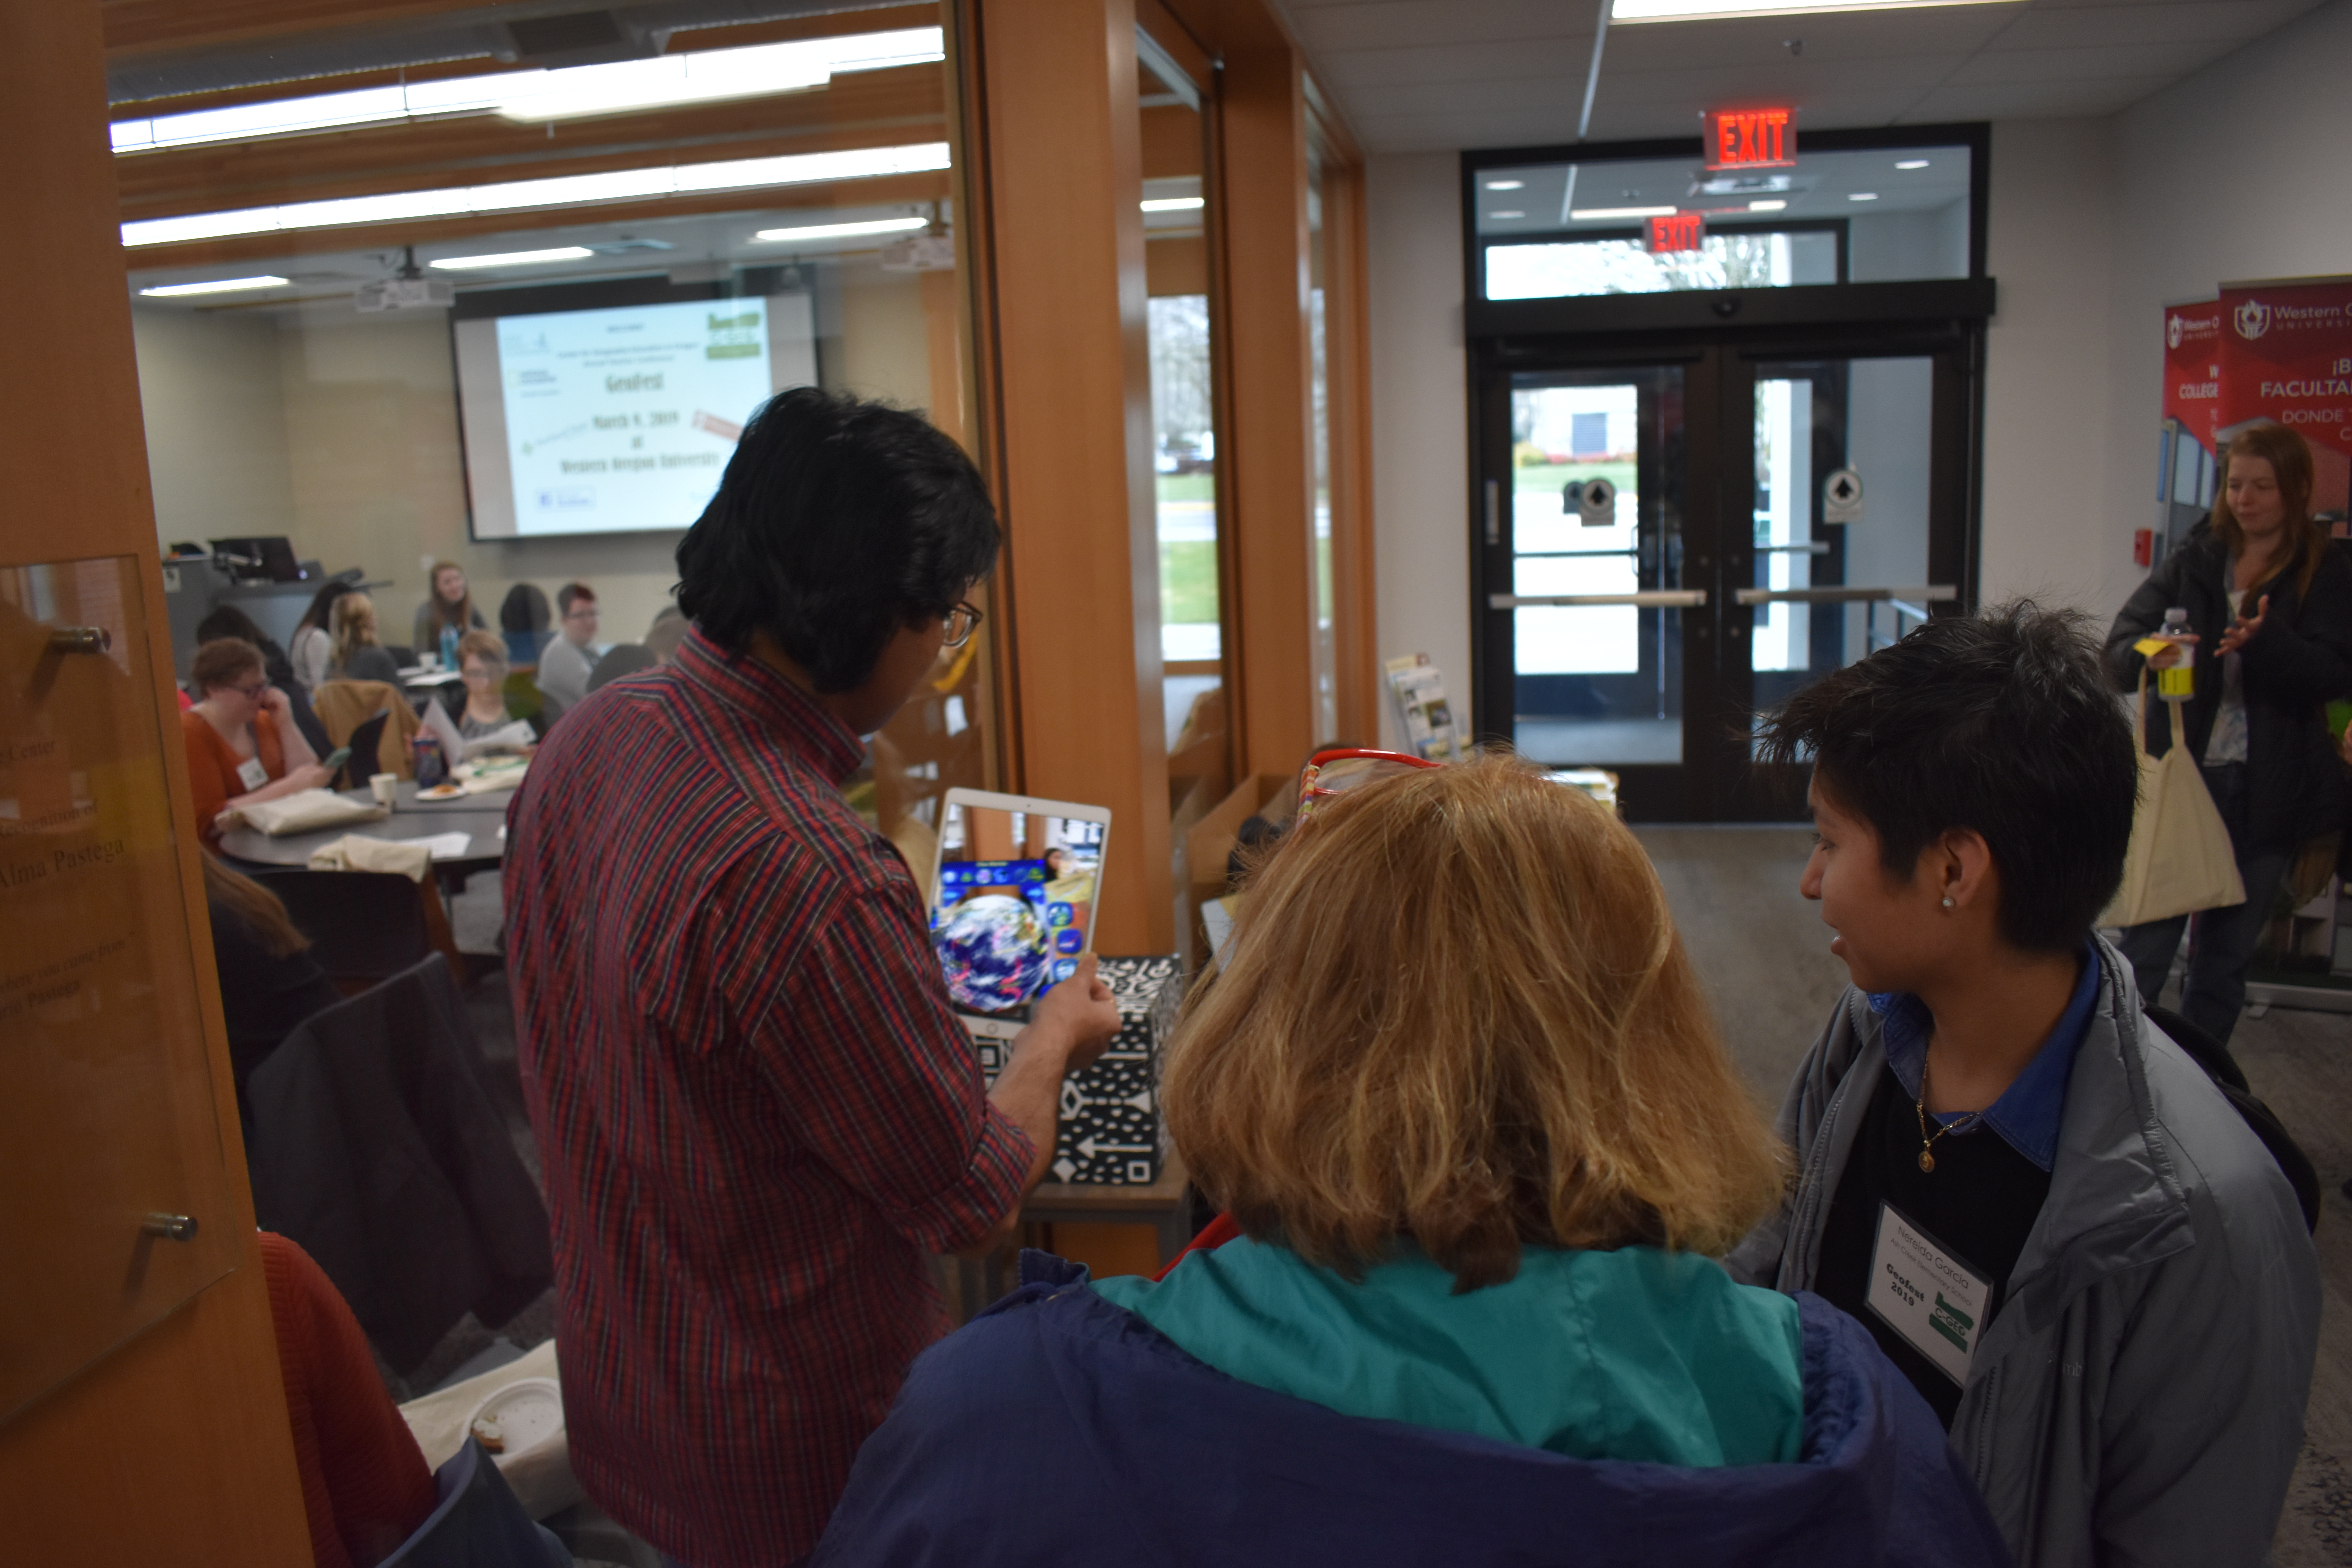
[505,389,1122,1568]
[2105,421,2352,1045]
[182,637,330,843]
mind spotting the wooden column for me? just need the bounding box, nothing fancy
[969,0,1173,954]
[1218,41,1319,773]
[0,6,311,1561]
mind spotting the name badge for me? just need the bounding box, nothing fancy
[1866,1203,1993,1385]
[236,756,270,791]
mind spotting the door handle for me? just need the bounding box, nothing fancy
[1484,479,1501,547]
[1733,584,1958,606]
[1488,590,1709,609]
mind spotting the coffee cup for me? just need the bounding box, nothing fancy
[369,772,399,808]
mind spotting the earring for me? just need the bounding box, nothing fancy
[1941,895,1955,910]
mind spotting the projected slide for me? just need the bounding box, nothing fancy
[456,292,816,539]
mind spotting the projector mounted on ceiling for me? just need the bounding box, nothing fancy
[357,245,454,312]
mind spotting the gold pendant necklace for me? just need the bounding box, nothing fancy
[1915,1053,1984,1173]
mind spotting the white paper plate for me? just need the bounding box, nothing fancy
[468,1377,563,1459]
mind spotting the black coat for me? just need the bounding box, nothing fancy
[2104,529,2352,850]
[245,952,552,1372]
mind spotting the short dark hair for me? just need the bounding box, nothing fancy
[675,387,999,691]
[195,604,267,648]
[1755,600,2137,953]
[557,583,596,616]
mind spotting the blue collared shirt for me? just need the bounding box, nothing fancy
[1867,942,2102,1172]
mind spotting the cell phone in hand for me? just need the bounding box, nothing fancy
[321,746,351,773]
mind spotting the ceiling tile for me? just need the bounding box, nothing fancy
[1940,37,2214,78]
[1979,0,2308,47]
[1603,5,2021,69]
[1314,36,1592,90]
[1287,0,1599,54]
[1897,75,2170,116]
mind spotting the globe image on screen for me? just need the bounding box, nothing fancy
[937,894,1053,1013]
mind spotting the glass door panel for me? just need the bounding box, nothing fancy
[1503,369,1687,768]
[1743,355,1943,735]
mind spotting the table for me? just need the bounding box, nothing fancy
[217,779,513,875]
[955,1152,1194,1319]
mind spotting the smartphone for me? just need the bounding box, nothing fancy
[321,746,352,773]
[927,788,1111,1023]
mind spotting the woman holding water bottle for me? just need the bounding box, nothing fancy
[2105,421,2352,1044]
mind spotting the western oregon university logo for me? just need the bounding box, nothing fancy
[2168,314,2184,350]
[2234,298,2272,340]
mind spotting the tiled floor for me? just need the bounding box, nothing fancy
[1636,825,2352,1566]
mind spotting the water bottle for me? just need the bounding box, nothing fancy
[2156,607,2194,701]
[414,731,447,789]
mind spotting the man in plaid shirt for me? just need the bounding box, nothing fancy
[506,388,1119,1568]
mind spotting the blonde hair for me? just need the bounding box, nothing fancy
[456,628,507,681]
[330,593,379,667]
[1165,754,1785,1290]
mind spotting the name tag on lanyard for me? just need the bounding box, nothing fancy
[1866,1202,1994,1385]
[236,755,270,791]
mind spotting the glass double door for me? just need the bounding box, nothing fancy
[1475,334,1972,819]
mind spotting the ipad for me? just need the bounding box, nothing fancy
[927,788,1111,1027]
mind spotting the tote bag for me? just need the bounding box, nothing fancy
[2100,676,2245,927]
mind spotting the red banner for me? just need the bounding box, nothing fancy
[2163,301,2221,447]
[2217,276,2352,515]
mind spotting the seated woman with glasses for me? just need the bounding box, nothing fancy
[813,754,2008,1568]
[183,637,332,844]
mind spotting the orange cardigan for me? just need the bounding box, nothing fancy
[181,706,285,841]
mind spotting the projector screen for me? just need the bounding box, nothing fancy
[454,292,817,539]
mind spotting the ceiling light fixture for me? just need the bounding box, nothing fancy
[1490,210,1527,219]
[111,28,945,151]
[1748,199,1788,211]
[1140,196,1205,212]
[428,246,595,269]
[753,216,928,243]
[1611,0,2016,20]
[137,274,290,297]
[1485,180,1526,191]
[1896,158,1931,169]
[1848,191,1879,201]
[122,142,952,247]
[1570,205,1677,220]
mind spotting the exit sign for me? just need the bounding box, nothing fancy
[1705,107,1794,170]
[1648,212,1704,253]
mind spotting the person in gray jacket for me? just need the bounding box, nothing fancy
[1726,601,2318,1568]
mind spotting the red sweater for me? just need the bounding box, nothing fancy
[260,1232,437,1568]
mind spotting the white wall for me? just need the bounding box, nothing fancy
[131,308,298,546]
[1977,117,2122,617]
[1365,151,1473,748]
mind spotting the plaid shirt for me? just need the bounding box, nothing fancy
[506,627,1032,1566]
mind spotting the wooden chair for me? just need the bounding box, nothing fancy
[254,869,464,997]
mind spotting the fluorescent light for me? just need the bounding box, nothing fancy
[1570,205,1677,220]
[1849,191,1879,201]
[122,142,951,247]
[111,28,944,151]
[428,246,595,270]
[1490,210,1526,219]
[753,216,927,243]
[1896,158,1931,170]
[1748,199,1787,211]
[138,274,290,297]
[1485,179,1525,191]
[1613,0,2015,18]
[1141,196,1205,212]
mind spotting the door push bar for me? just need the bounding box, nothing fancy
[1732,584,1959,606]
[1487,590,1710,610]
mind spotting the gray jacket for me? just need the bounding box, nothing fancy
[1726,938,2318,1568]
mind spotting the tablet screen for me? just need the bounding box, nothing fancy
[930,800,1104,1016]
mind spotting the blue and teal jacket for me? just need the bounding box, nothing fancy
[813,1240,2011,1567]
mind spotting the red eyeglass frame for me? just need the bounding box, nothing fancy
[1296,748,1445,816]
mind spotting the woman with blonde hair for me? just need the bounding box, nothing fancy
[815,754,2007,1568]
[327,592,400,685]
